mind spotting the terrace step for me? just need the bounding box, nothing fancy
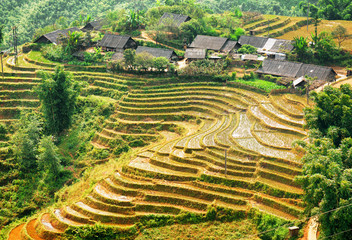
[150,155,200,174]
[92,183,135,206]
[72,201,137,224]
[52,208,86,230]
[8,223,25,240]
[21,219,44,240]
[125,157,196,181]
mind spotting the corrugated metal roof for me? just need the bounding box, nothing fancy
[238,35,268,49]
[260,38,276,51]
[98,34,131,49]
[40,27,81,44]
[257,59,302,78]
[270,39,294,52]
[221,41,238,53]
[257,59,337,81]
[159,13,191,27]
[82,20,104,31]
[296,64,336,81]
[189,35,228,51]
[184,48,206,59]
[135,46,176,59]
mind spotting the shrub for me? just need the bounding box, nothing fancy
[238,44,257,54]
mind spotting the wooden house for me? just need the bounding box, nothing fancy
[189,35,228,52]
[256,59,337,82]
[82,20,104,31]
[34,27,81,45]
[184,48,207,63]
[135,46,178,61]
[97,34,137,52]
[159,13,191,27]
[238,35,268,49]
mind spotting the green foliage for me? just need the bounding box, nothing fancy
[297,84,352,239]
[238,44,257,54]
[331,25,349,48]
[0,124,8,141]
[37,136,62,179]
[64,224,138,240]
[180,59,227,76]
[250,209,289,240]
[12,111,43,170]
[42,44,73,62]
[123,49,136,70]
[315,0,352,20]
[233,78,286,93]
[35,66,80,135]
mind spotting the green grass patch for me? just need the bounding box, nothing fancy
[232,79,286,93]
[28,51,60,65]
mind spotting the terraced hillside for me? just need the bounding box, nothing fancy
[3,52,308,239]
[243,15,315,38]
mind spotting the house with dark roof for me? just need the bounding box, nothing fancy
[189,35,229,52]
[82,20,105,31]
[97,34,137,52]
[238,36,268,49]
[221,41,240,53]
[184,48,207,62]
[34,27,81,45]
[256,59,337,82]
[159,13,191,27]
[135,46,178,61]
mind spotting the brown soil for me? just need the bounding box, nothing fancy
[8,223,24,240]
[27,219,45,240]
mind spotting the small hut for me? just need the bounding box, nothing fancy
[135,46,178,61]
[159,13,191,27]
[184,48,206,63]
[189,35,228,51]
[97,34,137,52]
[82,20,105,31]
[34,27,81,45]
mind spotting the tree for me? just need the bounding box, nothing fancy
[0,25,4,46]
[296,84,352,239]
[290,36,313,63]
[135,52,153,71]
[237,44,257,54]
[332,25,349,48]
[153,57,170,72]
[123,49,136,70]
[12,111,43,170]
[37,136,62,180]
[35,66,80,135]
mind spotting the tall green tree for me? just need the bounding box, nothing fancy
[35,66,80,135]
[12,111,43,170]
[332,25,349,48]
[297,84,352,239]
[37,136,62,180]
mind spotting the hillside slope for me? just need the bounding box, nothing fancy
[0,52,309,239]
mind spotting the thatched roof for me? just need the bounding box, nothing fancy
[159,13,191,27]
[257,59,302,78]
[221,41,239,53]
[98,34,133,49]
[35,27,81,44]
[257,59,337,81]
[296,64,337,81]
[238,36,268,49]
[136,46,176,60]
[184,48,206,59]
[82,20,104,31]
[189,35,228,51]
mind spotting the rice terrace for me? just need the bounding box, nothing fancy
[1,0,352,239]
[0,51,309,239]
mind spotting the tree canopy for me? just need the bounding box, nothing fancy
[297,84,352,239]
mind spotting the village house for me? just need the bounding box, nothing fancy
[184,48,207,63]
[159,12,191,27]
[97,33,137,52]
[82,20,105,32]
[135,46,178,62]
[34,27,81,45]
[189,35,229,52]
[256,59,337,82]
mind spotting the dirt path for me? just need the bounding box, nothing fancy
[135,31,181,52]
[302,217,318,240]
